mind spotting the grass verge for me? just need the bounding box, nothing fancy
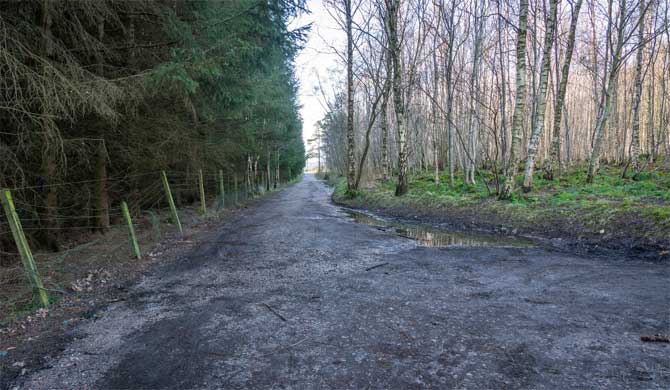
[323,164,670,259]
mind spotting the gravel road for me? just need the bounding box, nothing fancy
[14,174,670,389]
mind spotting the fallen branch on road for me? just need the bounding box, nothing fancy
[261,303,287,322]
[640,334,670,343]
[365,262,389,271]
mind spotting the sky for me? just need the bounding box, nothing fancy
[290,0,345,168]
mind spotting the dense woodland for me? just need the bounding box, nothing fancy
[316,0,669,197]
[0,0,307,257]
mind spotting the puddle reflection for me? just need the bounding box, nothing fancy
[347,211,534,248]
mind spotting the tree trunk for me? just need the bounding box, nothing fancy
[354,90,383,189]
[345,0,356,192]
[253,156,259,194]
[445,9,456,187]
[466,0,485,185]
[500,0,530,199]
[431,36,440,185]
[246,155,252,196]
[275,151,280,188]
[266,149,271,191]
[545,0,583,180]
[381,99,389,181]
[40,0,59,250]
[43,150,59,251]
[317,131,322,174]
[95,141,110,231]
[647,63,655,161]
[521,0,558,192]
[386,0,408,196]
[234,172,239,203]
[96,16,105,75]
[497,0,508,174]
[587,0,626,183]
[381,41,392,181]
[659,28,669,157]
[627,0,647,177]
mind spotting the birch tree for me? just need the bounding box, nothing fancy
[500,0,530,199]
[521,0,559,192]
[626,0,650,178]
[465,0,486,185]
[346,0,357,192]
[316,0,668,195]
[544,0,584,180]
[385,0,409,196]
[587,0,628,183]
[380,38,393,180]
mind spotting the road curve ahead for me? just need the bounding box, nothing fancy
[19,174,669,389]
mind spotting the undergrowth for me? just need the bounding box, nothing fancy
[1,182,291,326]
[325,163,670,245]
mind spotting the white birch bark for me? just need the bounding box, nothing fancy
[500,0,530,199]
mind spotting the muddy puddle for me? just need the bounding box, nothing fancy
[345,210,535,248]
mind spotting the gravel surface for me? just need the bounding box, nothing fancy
[12,174,670,389]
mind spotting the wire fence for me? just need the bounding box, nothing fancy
[0,168,282,321]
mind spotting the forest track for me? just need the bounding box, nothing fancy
[11,174,670,389]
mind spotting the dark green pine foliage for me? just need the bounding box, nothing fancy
[0,0,308,252]
[154,0,307,178]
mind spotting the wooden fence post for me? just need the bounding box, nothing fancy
[0,189,49,307]
[198,169,206,215]
[121,201,141,259]
[218,170,225,210]
[275,151,280,188]
[161,171,183,234]
[234,172,239,204]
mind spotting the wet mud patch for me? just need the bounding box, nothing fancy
[345,209,535,248]
[97,312,217,390]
